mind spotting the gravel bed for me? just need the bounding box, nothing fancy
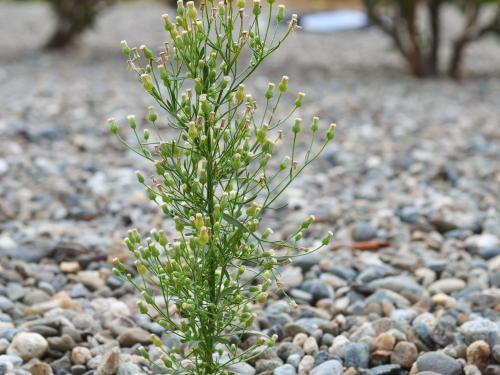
[0,2,499,375]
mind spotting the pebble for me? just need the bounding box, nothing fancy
[466,340,490,371]
[273,364,296,375]
[390,341,417,369]
[303,337,319,355]
[29,362,53,375]
[428,278,466,294]
[117,327,152,347]
[416,352,463,375]
[71,346,92,365]
[298,355,315,373]
[310,359,343,375]
[374,332,396,351]
[7,332,48,361]
[96,347,120,375]
[344,343,369,369]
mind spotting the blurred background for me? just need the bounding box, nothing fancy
[0,1,499,374]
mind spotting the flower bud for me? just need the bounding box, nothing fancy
[186,1,197,20]
[264,83,275,99]
[135,171,145,184]
[232,153,241,170]
[141,74,154,93]
[177,0,185,16]
[194,213,204,230]
[147,106,157,123]
[256,124,268,144]
[326,123,336,141]
[278,76,288,93]
[175,216,184,232]
[276,4,285,22]
[188,121,198,140]
[108,118,118,134]
[236,84,245,102]
[279,156,290,171]
[292,118,302,134]
[152,335,163,348]
[194,77,202,95]
[127,115,137,130]
[311,116,319,133]
[140,44,154,60]
[262,228,273,239]
[221,76,231,90]
[136,261,148,276]
[295,92,305,107]
[137,301,148,314]
[321,231,333,246]
[158,64,169,81]
[199,226,209,245]
[253,0,261,16]
[121,40,131,57]
[301,215,315,229]
[162,14,174,31]
[237,0,246,9]
[294,232,302,241]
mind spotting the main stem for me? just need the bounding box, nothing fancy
[203,118,218,375]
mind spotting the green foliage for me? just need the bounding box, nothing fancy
[109,0,334,373]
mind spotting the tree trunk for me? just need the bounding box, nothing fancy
[427,0,442,76]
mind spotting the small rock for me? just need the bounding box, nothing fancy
[460,318,500,344]
[29,362,53,375]
[429,278,466,294]
[466,340,490,371]
[345,343,369,369]
[300,280,334,303]
[47,334,76,352]
[117,327,152,347]
[96,347,120,375]
[7,332,48,361]
[60,262,80,273]
[374,332,396,351]
[117,363,146,375]
[390,341,417,369]
[303,337,319,355]
[310,359,343,375]
[279,267,303,290]
[71,346,92,365]
[352,222,377,242]
[298,355,315,373]
[277,342,304,361]
[255,358,283,373]
[416,352,463,375]
[74,271,104,291]
[273,364,296,375]
[363,364,402,375]
[464,365,482,375]
[227,362,255,375]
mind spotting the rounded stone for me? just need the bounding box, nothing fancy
[390,341,418,369]
[416,352,463,375]
[71,346,92,365]
[7,332,48,361]
[375,332,396,351]
[466,340,490,371]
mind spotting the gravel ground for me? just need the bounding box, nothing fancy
[0,2,499,375]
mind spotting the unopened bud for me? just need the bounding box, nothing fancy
[162,14,174,31]
[147,106,157,123]
[311,116,319,133]
[326,123,336,141]
[295,92,305,107]
[135,171,145,184]
[236,84,245,102]
[237,0,246,9]
[121,40,131,57]
[262,228,273,239]
[140,44,154,60]
[253,0,261,16]
[292,118,302,134]
[127,115,137,129]
[199,226,209,245]
[278,76,288,93]
[108,118,118,134]
[186,1,197,20]
[141,74,154,93]
[321,231,334,246]
[276,4,285,22]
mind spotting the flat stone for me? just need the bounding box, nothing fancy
[310,360,343,375]
[7,332,48,361]
[416,352,463,375]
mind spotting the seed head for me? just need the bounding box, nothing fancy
[326,123,336,141]
[127,115,137,129]
[295,92,305,107]
[141,74,154,93]
[121,40,131,57]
